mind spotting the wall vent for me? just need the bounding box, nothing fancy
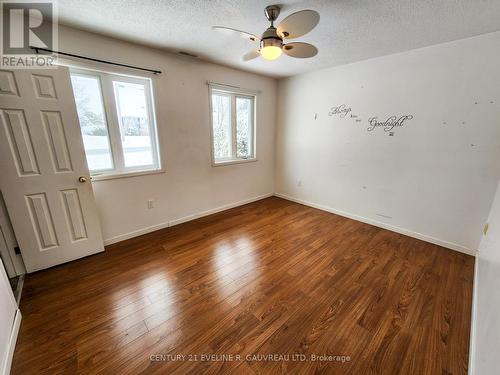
[178,51,199,58]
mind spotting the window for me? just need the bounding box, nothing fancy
[210,86,255,165]
[70,69,160,178]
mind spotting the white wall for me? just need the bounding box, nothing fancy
[275,31,500,254]
[58,25,277,244]
[0,258,20,375]
[471,179,500,375]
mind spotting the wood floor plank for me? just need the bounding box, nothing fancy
[11,197,474,375]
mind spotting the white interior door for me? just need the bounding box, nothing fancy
[0,67,104,272]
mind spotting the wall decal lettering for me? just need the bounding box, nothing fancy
[328,104,414,135]
[367,115,413,132]
[328,104,352,118]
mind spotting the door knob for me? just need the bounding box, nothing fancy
[78,176,88,183]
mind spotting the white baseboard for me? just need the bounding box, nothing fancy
[1,309,21,375]
[168,193,273,227]
[274,193,475,256]
[103,193,273,246]
[103,191,475,256]
[468,257,479,375]
[103,221,170,245]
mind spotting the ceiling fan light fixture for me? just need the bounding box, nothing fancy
[260,45,282,60]
[214,5,319,62]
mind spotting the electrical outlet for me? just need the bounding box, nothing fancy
[147,200,154,209]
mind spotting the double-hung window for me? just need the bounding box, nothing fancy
[209,86,256,165]
[70,68,161,178]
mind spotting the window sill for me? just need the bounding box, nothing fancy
[91,168,165,182]
[212,158,257,167]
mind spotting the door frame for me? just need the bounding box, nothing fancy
[0,192,25,278]
[0,258,21,375]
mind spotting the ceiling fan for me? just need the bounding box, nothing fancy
[213,5,320,61]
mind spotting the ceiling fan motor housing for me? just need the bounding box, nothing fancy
[261,26,283,50]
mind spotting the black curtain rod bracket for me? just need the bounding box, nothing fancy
[30,46,162,75]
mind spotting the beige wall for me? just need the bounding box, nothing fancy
[275,32,500,254]
[471,178,500,374]
[58,25,277,244]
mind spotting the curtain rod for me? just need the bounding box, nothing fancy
[30,46,162,75]
[207,81,261,94]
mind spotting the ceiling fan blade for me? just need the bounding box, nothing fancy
[212,26,259,43]
[243,50,260,61]
[283,42,318,58]
[277,10,320,39]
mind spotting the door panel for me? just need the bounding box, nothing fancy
[60,188,88,241]
[32,74,58,99]
[2,108,39,175]
[0,70,19,96]
[26,192,59,249]
[42,111,73,172]
[0,67,104,272]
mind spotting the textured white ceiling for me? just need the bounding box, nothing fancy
[57,0,500,78]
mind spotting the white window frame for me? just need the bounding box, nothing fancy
[209,84,257,166]
[70,67,162,180]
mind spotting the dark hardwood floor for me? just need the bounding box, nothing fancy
[11,197,474,374]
